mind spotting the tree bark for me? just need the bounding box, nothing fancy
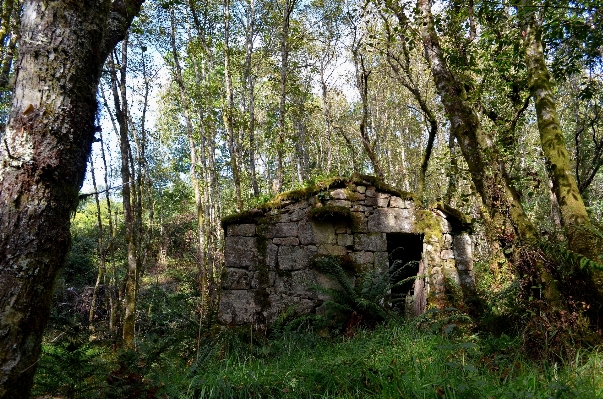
[519,3,601,259]
[243,0,259,197]
[0,0,143,396]
[416,0,562,307]
[223,0,243,210]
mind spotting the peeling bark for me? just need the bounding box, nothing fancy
[0,0,143,396]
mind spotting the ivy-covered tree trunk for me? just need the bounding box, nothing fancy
[0,0,142,396]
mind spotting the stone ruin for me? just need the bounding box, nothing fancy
[218,175,474,328]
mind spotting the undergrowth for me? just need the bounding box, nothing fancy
[182,321,603,398]
[33,319,603,398]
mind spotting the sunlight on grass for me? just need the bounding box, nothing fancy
[177,322,603,398]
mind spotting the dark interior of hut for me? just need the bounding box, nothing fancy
[386,233,423,314]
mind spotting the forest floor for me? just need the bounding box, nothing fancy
[32,317,603,398]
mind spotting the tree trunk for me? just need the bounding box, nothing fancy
[223,0,243,210]
[518,3,603,317]
[99,85,120,336]
[354,51,384,180]
[416,0,562,307]
[0,0,19,103]
[243,0,259,197]
[88,157,107,332]
[186,3,223,311]
[520,4,600,259]
[275,0,295,193]
[0,0,21,91]
[0,0,142,396]
[108,40,140,348]
[170,10,204,261]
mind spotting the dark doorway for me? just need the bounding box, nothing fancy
[386,233,423,314]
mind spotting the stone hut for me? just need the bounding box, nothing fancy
[218,175,474,328]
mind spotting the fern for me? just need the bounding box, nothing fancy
[540,239,603,274]
[313,256,406,323]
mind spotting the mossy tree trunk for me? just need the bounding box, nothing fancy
[519,3,600,256]
[0,0,142,396]
[518,2,603,316]
[416,0,562,307]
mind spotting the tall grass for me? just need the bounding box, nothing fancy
[33,318,603,398]
[179,321,603,399]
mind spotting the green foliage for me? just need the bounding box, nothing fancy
[539,227,603,275]
[33,339,108,399]
[182,322,603,398]
[60,199,102,289]
[313,255,401,327]
[473,259,529,336]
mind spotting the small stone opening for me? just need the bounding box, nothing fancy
[387,233,423,314]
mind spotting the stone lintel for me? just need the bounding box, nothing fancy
[368,208,415,233]
[354,232,387,252]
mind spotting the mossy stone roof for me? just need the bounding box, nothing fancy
[221,174,471,231]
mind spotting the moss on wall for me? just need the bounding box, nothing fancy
[220,174,439,228]
[350,173,417,202]
[415,209,443,244]
[309,205,352,222]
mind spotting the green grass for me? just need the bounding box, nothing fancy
[178,321,603,399]
[33,320,603,398]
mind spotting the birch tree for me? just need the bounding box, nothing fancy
[0,0,143,396]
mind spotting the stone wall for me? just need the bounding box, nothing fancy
[219,177,474,327]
